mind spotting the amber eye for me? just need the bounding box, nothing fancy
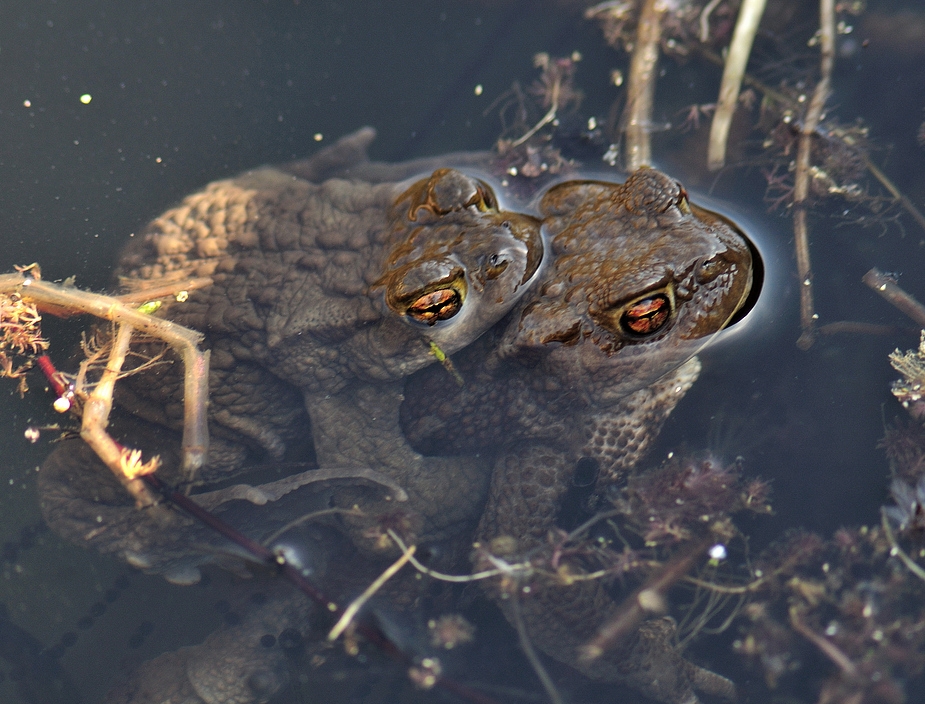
[620,294,672,336]
[676,187,692,214]
[407,289,462,325]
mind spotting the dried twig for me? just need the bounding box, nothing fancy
[78,324,159,505]
[861,155,925,235]
[328,544,416,641]
[707,0,768,170]
[581,535,712,662]
[0,272,210,476]
[509,591,564,704]
[793,0,836,350]
[863,268,925,329]
[622,0,666,169]
[789,607,858,676]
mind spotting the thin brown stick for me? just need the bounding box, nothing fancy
[622,0,665,169]
[328,544,416,642]
[509,590,564,704]
[861,155,925,234]
[580,535,712,661]
[863,268,925,329]
[792,0,835,350]
[0,274,211,476]
[695,45,925,238]
[78,324,158,505]
[707,0,768,170]
[789,607,857,676]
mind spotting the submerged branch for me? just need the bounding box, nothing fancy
[861,155,925,234]
[329,545,416,641]
[792,0,836,349]
[140,474,502,704]
[622,0,665,169]
[708,0,768,170]
[863,268,925,329]
[790,607,858,676]
[509,591,564,704]
[581,535,712,661]
[881,509,925,583]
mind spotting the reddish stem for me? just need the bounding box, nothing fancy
[139,472,500,704]
[35,355,67,397]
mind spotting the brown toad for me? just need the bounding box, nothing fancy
[401,168,759,703]
[87,166,756,704]
[39,128,544,581]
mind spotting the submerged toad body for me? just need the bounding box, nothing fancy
[39,129,544,579]
[43,160,753,704]
[402,168,758,703]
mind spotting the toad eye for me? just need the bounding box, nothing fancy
[407,288,463,325]
[676,186,692,215]
[620,293,672,336]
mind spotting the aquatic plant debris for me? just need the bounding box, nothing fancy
[0,267,208,504]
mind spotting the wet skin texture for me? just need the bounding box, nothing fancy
[401,168,757,703]
[39,157,757,704]
[39,129,544,583]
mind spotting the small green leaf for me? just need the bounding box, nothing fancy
[137,300,162,315]
[428,341,464,387]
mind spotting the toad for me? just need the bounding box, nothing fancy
[400,168,759,703]
[39,128,544,581]
[85,167,756,704]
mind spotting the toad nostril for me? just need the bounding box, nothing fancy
[695,255,727,284]
[573,456,600,487]
[278,627,304,651]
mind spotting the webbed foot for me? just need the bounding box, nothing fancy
[105,587,309,704]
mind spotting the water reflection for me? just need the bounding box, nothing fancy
[2,1,925,702]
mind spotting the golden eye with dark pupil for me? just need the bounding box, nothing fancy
[407,289,462,325]
[620,294,671,335]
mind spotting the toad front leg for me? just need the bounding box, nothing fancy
[475,362,736,704]
[305,381,491,549]
[479,443,734,704]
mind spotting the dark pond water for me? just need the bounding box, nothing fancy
[1,1,925,702]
